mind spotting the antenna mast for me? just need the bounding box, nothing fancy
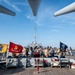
[34,22,37,45]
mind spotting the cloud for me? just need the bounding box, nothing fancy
[35,21,42,26]
[25,2,53,26]
[51,25,66,29]
[25,14,34,20]
[3,0,21,12]
[26,2,75,29]
[12,5,21,12]
[25,14,43,26]
[72,22,75,25]
[13,2,27,6]
[36,7,51,25]
[51,29,59,32]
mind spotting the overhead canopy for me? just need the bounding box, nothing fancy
[54,2,75,16]
[27,0,41,16]
[0,5,16,16]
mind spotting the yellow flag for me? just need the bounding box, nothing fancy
[0,44,8,53]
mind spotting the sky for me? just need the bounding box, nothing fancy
[0,0,75,49]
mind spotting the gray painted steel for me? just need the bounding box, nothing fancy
[18,58,26,68]
[6,58,26,68]
[6,58,18,68]
[35,58,44,66]
[54,2,75,16]
[26,58,35,67]
[0,5,16,16]
[27,0,41,16]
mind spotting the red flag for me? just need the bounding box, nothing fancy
[9,42,23,53]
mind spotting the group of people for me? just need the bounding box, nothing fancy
[19,46,70,58]
[23,47,55,57]
[0,45,71,58]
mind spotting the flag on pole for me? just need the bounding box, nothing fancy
[9,42,23,53]
[0,44,8,53]
[60,42,68,52]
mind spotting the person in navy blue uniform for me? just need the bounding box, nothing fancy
[50,48,54,57]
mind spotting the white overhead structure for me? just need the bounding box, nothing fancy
[54,2,75,16]
[27,0,41,16]
[0,5,16,16]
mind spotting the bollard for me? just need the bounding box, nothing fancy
[36,66,39,73]
[36,58,40,73]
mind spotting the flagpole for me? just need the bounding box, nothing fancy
[7,43,10,58]
[7,47,9,58]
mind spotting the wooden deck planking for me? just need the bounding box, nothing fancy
[0,68,75,75]
[68,69,75,75]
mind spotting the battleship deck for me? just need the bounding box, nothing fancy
[0,67,75,75]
